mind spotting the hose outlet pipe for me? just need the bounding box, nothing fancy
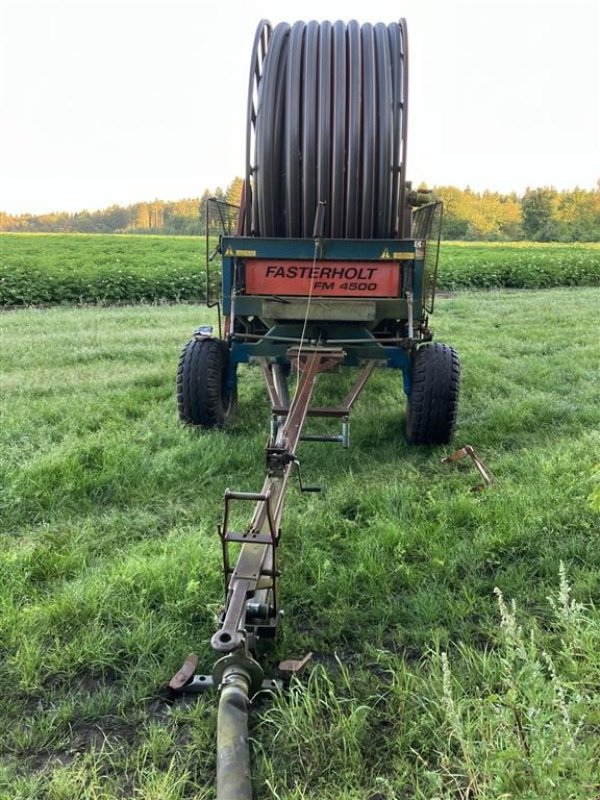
[213,655,264,800]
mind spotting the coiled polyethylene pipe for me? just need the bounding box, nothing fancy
[243,19,409,239]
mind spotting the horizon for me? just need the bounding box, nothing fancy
[3,181,599,219]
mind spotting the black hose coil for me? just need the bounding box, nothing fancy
[244,19,409,239]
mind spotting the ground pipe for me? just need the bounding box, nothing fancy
[216,665,253,800]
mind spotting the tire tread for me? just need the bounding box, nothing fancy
[176,338,230,427]
[406,343,460,445]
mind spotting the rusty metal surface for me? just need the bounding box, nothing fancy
[212,348,349,657]
[278,652,313,675]
[261,361,283,409]
[212,579,253,652]
[443,445,495,491]
[169,653,199,690]
[341,361,377,410]
[271,360,377,418]
[272,363,291,409]
[281,351,333,449]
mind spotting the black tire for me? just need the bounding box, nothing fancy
[406,343,460,445]
[176,338,233,427]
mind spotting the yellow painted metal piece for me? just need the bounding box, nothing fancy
[235,249,257,257]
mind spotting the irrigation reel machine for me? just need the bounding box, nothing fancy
[171,18,460,798]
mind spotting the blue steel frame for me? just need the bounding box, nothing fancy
[218,235,429,400]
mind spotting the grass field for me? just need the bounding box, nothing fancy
[1,288,599,798]
[1,233,599,306]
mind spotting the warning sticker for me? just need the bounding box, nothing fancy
[245,259,401,297]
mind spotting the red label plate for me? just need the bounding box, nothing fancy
[244,259,400,297]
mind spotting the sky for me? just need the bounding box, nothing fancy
[1,0,599,214]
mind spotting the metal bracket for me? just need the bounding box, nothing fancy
[176,675,283,694]
[266,445,295,476]
[169,652,283,695]
[292,459,321,493]
[299,415,350,448]
[442,445,495,491]
[265,450,321,492]
[193,325,214,339]
[278,652,313,676]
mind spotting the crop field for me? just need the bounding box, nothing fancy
[1,233,599,306]
[1,287,599,799]
[439,240,600,288]
[0,234,213,307]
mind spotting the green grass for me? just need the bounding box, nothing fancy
[1,234,598,306]
[1,288,599,798]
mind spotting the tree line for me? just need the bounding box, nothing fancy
[1,179,598,241]
[434,184,599,242]
[0,178,244,238]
